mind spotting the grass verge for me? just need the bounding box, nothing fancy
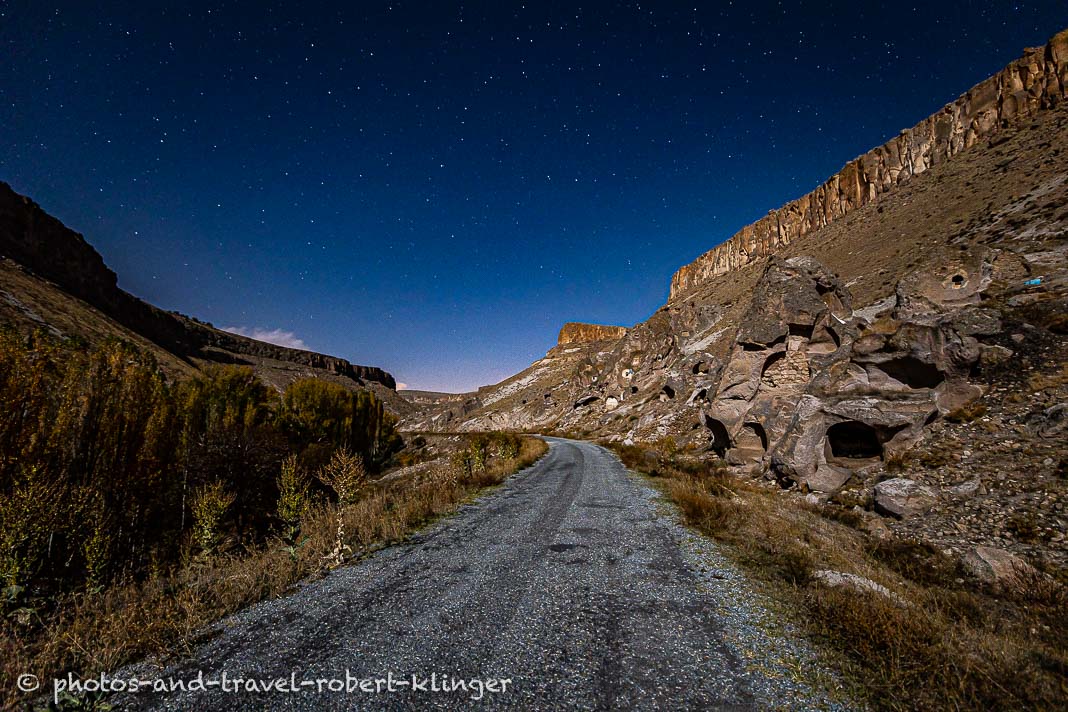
[2,435,547,709]
[607,442,1068,711]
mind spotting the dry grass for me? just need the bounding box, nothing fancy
[1,435,548,709]
[945,402,989,423]
[1028,363,1068,392]
[608,441,1068,711]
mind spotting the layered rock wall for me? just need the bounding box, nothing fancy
[670,28,1068,298]
[558,322,628,345]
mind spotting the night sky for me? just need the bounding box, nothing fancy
[2,2,1065,392]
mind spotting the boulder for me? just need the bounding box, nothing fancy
[961,546,1037,589]
[858,512,893,540]
[804,464,853,494]
[1027,403,1067,438]
[946,477,984,498]
[978,344,1014,368]
[873,477,938,519]
[813,570,907,605]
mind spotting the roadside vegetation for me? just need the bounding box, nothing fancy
[0,330,546,706]
[607,441,1068,711]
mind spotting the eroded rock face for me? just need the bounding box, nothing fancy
[670,29,1068,298]
[557,322,628,345]
[443,247,999,497]
[687,253,1000,493]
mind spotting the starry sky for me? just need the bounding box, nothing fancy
[2,2,1065,392]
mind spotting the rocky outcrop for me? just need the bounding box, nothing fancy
[669,28,1068,298]
[557,322,628,345]
[675,251,1004,494]
[0,182,396,391]
[0,182,120,312]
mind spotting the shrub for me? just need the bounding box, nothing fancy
[468,434,490,472]
[945,402,988,423]
[318,449,368,567]
[277,455,310,542]
[492,432,521,460]
[318,449,367,505]
[280,379,402,468]
[190,481,236,554]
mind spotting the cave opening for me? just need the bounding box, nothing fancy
[737,422,768,452]
[704,417,731,457]
[825,421,883,459]
[877,356,945,389]
[661,384,676,399]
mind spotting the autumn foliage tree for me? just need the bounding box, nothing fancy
[0,330,401,602]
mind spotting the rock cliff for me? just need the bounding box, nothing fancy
[557,322,628,345]
[0,182,397,393]
[669,28,1068,298]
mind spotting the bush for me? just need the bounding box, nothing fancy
[190,482,237,554]
[945,402,988,423]
[0,331,401,601]
[276,455,310,542]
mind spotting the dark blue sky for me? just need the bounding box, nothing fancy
[2,2,1065,391]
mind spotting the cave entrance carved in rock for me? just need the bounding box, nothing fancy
[825,420,883,459]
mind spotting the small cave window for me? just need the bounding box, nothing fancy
[760,351,785,377]
[761,350,810,387]
[737,422,768,452]
[704,417,731,457]
[788,323,814,339]
[573,395,600,409]
[661,384,676,399]
[951,274,966,289]
[825,421,882,459]
[877,356,945,389]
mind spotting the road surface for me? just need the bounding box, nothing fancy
[115,438,836,710]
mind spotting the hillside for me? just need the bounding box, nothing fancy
[434,29,1068,440]
[0,183,412,414]
[417,30,1068,567]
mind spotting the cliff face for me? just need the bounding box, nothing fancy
[670,29,1068,299]
[557,322,628,345]
[0,182,396,392]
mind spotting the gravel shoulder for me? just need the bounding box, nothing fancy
[112,438,844,710]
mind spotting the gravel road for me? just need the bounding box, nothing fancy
[113,438,841,710]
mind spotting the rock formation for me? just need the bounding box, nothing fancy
[670,29,1068,298]
[557,322,628,345]
[0,182,397,393]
